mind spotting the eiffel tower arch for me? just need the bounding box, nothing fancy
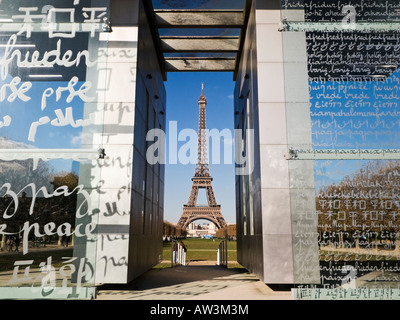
[177,85,227,230]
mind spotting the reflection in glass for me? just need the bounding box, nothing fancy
[316,160,400,290]
[282,0,400,298]
[281,0,400,22]
[308,30,400,150]
[0,158,96,295]
[0,0,109,298]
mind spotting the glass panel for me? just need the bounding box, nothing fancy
[314,159,400,299]
[281,0,400,22]
[0,0,110,299]
[281,0,400,299]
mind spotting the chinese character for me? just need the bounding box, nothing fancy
[47,8,76,38]
[12,7,45,38]
[82,7,108,37]
[8,260,34,285]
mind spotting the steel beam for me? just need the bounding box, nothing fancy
[160,36,239,52]
[155,10,244,28]
[165,58,235,71]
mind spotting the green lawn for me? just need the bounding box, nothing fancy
[161,238,237,263]
[0,239,240,273]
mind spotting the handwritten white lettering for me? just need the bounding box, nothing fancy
[0,34,95,80]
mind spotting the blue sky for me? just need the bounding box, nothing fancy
[310,69,400,191]
[0,75,88,174]
[163,72,236,224]
[0,77,86,149]
[0,62,237,224]
[310,68,400,150]
[3,48,400,225]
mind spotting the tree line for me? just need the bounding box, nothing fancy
[216,224,236,239]
[163,221,187,238]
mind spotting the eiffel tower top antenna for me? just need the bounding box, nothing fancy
[199,82,206,104]
[196,81,209,176]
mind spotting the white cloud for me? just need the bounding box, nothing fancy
[0,136,36,149]
[70,134,82,147]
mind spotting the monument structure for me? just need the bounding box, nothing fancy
[4,0,400,301]
[177,85,227,230]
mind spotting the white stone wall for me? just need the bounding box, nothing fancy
[235,0,319,284]
[255,6,295,284]
[90,0,165,284]
[93,26,139,284]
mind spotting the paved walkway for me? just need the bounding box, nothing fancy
[96,261,293,300]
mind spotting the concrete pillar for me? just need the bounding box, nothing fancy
[255,5,294,284]
[255,2,319,284]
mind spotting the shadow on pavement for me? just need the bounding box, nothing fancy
[95,262,266,300]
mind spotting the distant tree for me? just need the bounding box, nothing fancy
[0,159,54,233]
[163,221,172,237]
[50,172,79,192]
[48,172,79,227]
[216,224,236,239]
[163,221,187,239]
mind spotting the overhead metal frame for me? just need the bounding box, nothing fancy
[143,0,251,79]
[165,57,236,72]
[154,9,244,29]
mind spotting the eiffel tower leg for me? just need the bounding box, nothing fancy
[206,185,217,206]
[178,206,227,230]
[187,184,199,206]
[177,211,189,228]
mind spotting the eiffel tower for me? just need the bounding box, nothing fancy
[177,84,227,230]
